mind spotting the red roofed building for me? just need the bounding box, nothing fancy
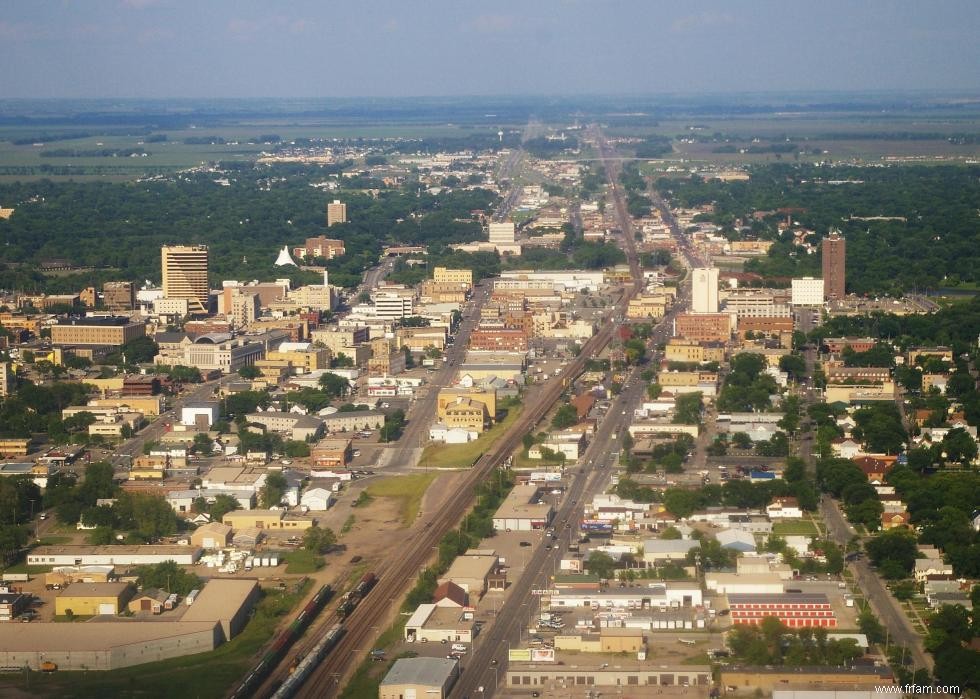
[433,581,469,608]
[853,456,891,483]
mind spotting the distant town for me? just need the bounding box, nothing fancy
[0,98,978,699]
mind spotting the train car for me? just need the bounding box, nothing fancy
[228,584,334,699]
[270,625,345,699]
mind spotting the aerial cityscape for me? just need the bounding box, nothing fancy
[0,3,978,699]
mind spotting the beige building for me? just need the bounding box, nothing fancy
[443,397,489,433]
[432,267,473,287]
[437,387,497,422]
[266,346,332,374]
[627,295,669,319]
[437,552,498,596]
[310,325,369,356]
[380,658,459,699]
[222,509,315,531]
[665,339,725,364]
[50,317,146,347]
[103,281,136,312]
[326,199,347,226]
[161,245,209,314]
[0,362,12,398]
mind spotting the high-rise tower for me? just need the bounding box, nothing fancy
[692,267,720,314]
[327,199,347,227]
[821,231,846,301]
[161,245,209,314]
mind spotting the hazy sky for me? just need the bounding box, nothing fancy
[2,0,979,98]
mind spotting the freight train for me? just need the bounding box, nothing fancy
[269,624,345,699]
[337,572,378,619]
[229,583,334,699]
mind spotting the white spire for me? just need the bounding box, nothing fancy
[274,245,297,266]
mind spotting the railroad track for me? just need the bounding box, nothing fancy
[297,124,645,698]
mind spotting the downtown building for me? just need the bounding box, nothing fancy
[161,245,210,315]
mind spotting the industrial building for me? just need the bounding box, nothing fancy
[492,484,553,531]
[28,545,202,567]
[506,664,711,691]
[55,582,133,616]
[379,657,460,699]
[727,593,837,628]
[547,583,703,610]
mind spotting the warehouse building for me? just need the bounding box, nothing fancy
[181,578,260,641]
[437,552,499,597]
[0,622,221,670]
[28,545,202,567]
[492,484,553,531]
[55,582,133,616]
[547,583,702,610]
[506,663,711,690]
[380,657,460,699]
[403,603,475,644]
[721,666,893,693]
[727,593,837,628]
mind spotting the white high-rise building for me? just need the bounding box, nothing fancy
[791,277,825,306]
[692,268,720,314]
[488,222,516,244]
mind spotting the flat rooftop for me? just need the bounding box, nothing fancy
[181,579,258,625]
[493,484,552,520]
[0,621,218,652]
[727,593,829,605]
[381,657,458,687]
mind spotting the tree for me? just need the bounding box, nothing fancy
[135,561,201,596]
[865,529,918,575]
[551,404,579,430]
[318,372,350,398]
[238,365,261,380]
[647,383,663,399]
[209,494,240,522]
[586,551,616,579]
[302,525,338,553]
[260,472,288,508]
[672,392,703,425]
[114,492,178,540]
[779,353,807,378]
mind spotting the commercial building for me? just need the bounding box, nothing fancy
[181,402,220,429]
[243,412,324,441]
[161,245,209,314]
[432,267,473,287]
[437,552,498,596]
[791,277,825,306]
[721,667,893,693]
[55,582,133,616]
[326,199,347,227]
[469,327,528,352]
[505,664,711,691]
[320,410,385,433]
[641,539,700,564]
[547,583,703,610]
[294,235,345,260]
[50,316,146,347]
[437,387,497,422]
[190,522,233,550]
[821,231,846,300]
[488,221,516,244]
[442,397,490,433]
[311,438,353,467]
[674,313,732,342]
[403,603,475,644]
[692,267,720,313]
[222,509,315,531]
[154,333,265,375]
[28,546,202,567]
[727,593,837,628]
[379,657,460,699]
[103,281,136,312]
[492,485,553,531]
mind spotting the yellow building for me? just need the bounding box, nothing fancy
[50,317,146,347]
[0,437,32,457]
[659,371,717,387]
[56,582,133,616]
[664,339,725,364]
[626,295,668,320]
[433,267,473,288]
[437,388,497,422]
[88,413,144,439]
[443,398,489,433]
[89,396,164,417]
[266,347,332,373]
[223,509,315,530]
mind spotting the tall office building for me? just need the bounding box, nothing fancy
[488,222,516,244]
[691,267,720,314]
[327,199,347,227]
[821,231,846,301]
[161,245,209,315]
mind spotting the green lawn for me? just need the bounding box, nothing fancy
[10,580,312,698]
[365,472,439,526]
[419,403,524,469]
[772,520,820,536]
[284,549,324,574]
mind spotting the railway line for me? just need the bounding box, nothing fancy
[290,124,646,697]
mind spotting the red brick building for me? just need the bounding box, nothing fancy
[674,313,732,342]
[727,593,837,628]
[469,328,529,352]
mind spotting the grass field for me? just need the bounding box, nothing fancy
[419,402,524,470]
[772,519,821,536]
[284,549,324,574]
[6,579,312,698]
[365,472,439,527]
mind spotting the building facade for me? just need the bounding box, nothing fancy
[161,245,209,314]
[821,231,846,300]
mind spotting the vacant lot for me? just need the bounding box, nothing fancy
[420,403,523,469]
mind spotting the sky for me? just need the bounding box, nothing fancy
[1,0,979,99]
